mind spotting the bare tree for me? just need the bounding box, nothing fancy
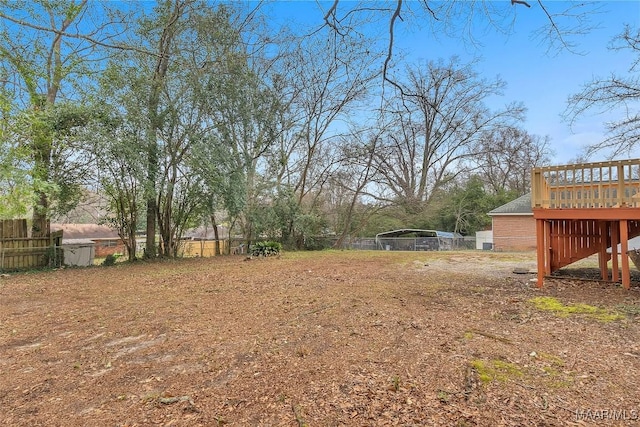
[565,25,640,158]
[321,1,601,89]
[328,129,386,247]
[371,57,525,213]
[288,35,379,203]
[473,127,553,195]
[263,29,381,248]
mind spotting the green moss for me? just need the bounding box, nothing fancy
[437,390,450,403]
[470,359,523,383]
[529,351,575,388]
[529,296,624,322]
[538,352,565,366]
[548,379,573,389]
[615,304,640,316]
[492,360,524,379]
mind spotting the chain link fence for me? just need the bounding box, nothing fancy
[330,236,476,251]
[227,236,479,252]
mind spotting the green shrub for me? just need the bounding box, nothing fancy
[303,236,332,251]
[102,253,120,266]
[250,241,282,257]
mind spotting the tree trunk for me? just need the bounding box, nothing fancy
[30,2,86,238]
[211,213,221,256]
[144,0,183,258]
[30,95,51,238]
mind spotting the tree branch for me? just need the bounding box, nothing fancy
[0,10,157,57]
[536,0,577,54]
[511,0,531,8]
[382,0,407,97]
[323,0,345,36]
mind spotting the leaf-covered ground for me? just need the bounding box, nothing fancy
[1,251,640,426]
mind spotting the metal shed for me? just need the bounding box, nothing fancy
[374,229,463,251]
[60,239,95,267]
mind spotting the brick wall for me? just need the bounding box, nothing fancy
[92,239,126,258]
[492,215,536,251]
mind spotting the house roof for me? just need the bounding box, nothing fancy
[61,238,96,246]
[488,193,532,216]
[51,223,120,240]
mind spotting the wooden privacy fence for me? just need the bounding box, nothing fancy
[179,240,229,257]
[0,219,63,271]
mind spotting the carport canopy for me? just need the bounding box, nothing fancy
[375,229,440,239]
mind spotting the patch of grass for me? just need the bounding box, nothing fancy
[536,351,565,366]
[141,392,161,403]
[540,364,574,388]
[528,351,575,389]
[390,375,401,391]
[548,379,573,389]
[292,404,308,427]
[542,366,560,376]
[529,296,624,322]
[615,304,640,317]
[295,346,309,358]
[533,352,574,388]
[469,359,523,383]
[437,390,450,403]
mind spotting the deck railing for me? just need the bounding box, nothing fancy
[532,159,640,209]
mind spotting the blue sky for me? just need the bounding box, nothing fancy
[419,0,640,165]
[267,1,640,165]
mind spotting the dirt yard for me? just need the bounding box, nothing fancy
[1,250,640,426]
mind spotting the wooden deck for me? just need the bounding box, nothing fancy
[532,159,640,289]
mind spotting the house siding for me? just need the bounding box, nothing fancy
[492,216,536,251]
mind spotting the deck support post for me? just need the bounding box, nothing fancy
[536,219,546,288]
[598,221,609,281]
[611,221,620,283]
[621,219,630,290]
[544,220,552,277]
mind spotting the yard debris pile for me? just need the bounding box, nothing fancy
[1,251,639,426]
